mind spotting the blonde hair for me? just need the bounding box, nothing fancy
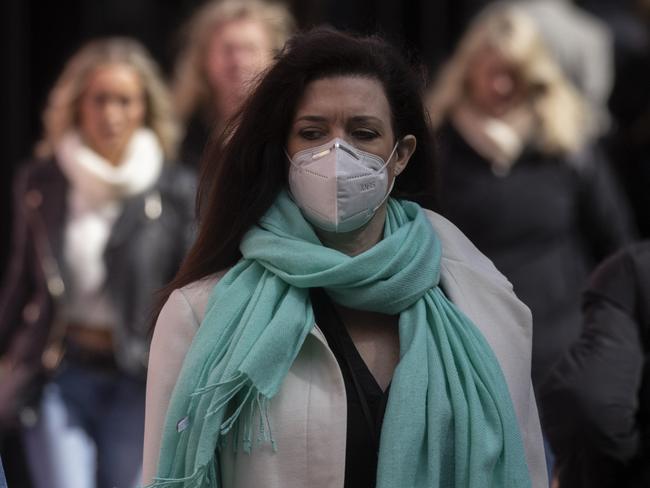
[36,37,179,160]
[427,3,590,156]
[173,0,295,122]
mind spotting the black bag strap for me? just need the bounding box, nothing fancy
[24,189,68,372]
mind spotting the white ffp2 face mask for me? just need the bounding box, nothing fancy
[287,137,398,233]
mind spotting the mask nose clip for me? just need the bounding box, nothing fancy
[336,142,360,160]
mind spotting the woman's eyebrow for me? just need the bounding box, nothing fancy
[349,115,384,125]
[293,115,384,124]
[294,115,329,123]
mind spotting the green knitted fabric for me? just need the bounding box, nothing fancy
[148,190,531,487]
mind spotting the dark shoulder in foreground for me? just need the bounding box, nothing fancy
[588,241,650,323]
[590,241,650,287]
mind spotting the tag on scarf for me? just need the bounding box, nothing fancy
[176,416,190,433]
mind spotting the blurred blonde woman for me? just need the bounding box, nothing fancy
[428,3,633,397]
[173,0,295,167]
[0,37,195,488]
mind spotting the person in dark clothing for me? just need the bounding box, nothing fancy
[539,241,650,488]
[172,0,295,169]
[428,7,635,483]
[427,2,634,391]
[0,38,195,488]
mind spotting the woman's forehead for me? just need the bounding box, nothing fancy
[85,63,143,93]
[294,76,391,122]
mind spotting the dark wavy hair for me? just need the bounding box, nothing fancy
[157,27,437,315]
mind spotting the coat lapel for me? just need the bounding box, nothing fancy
[104,189,163,253]
[104,194,144,252]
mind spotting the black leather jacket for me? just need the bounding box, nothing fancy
[0,157,196,380]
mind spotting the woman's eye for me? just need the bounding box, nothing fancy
[92,94,109,106]
[352,129,379,140]
[299,129,324,140]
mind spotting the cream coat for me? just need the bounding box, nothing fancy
[142,210,548,487]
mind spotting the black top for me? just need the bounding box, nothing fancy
[310,288,390,488]
[179,110,225,170]
[437,123,634,387]
[179,111,212,170]
[540,241,650,488]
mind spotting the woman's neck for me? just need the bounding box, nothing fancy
[315,205,387,257]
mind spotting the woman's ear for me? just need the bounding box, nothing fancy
[393,134,417,176]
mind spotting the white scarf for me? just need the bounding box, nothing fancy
[55,128,164,324]
[451,102,533,176]
[56,128,164,204]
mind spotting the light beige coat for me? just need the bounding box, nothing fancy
[142,210,548,487]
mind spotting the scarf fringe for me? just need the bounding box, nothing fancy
[199,372,277,455]
[146,374,277,488]
[145,459,217,487]
[210,374,277,454]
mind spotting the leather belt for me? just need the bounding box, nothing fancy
[65,323,114,353]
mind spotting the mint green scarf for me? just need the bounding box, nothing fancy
[149,191,531,487]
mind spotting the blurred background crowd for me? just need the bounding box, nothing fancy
[1,0,650,487]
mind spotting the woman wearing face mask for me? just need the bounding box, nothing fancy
[0,38,195,488]
[143,28,547,488]
[173,0,295,169]
[427,4,634,395]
